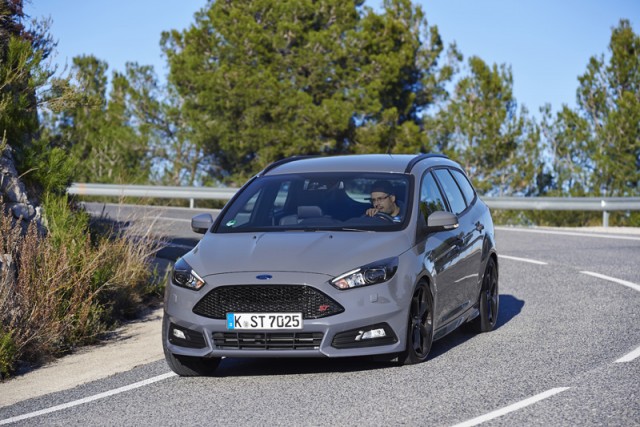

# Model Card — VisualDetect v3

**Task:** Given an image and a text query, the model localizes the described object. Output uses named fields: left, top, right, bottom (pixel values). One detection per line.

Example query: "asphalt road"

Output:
left=1, top=203, right=639, bottom=426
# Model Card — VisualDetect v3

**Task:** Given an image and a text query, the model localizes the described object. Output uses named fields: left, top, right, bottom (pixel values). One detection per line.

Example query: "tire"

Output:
left=162, top=317, right=220, bottom=376
left=398, top=282, right=434, bottom=365
left=469, top=257, right=499, bottom=333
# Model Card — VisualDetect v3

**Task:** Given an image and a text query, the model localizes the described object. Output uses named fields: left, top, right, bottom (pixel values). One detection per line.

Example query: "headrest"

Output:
left=297, top=205, right=323, bottom=218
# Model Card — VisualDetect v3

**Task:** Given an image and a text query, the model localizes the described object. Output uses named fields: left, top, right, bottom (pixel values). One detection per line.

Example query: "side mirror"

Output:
left=191, top=213, right=214, bottom=234
left=427, top=211, right=459, bottom=232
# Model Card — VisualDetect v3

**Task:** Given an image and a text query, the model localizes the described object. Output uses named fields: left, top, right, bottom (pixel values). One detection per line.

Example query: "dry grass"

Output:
left=0, top=203, right=165, bottom=379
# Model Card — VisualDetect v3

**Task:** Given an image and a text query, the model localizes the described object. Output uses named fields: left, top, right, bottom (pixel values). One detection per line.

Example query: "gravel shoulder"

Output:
left=0, top=307, right=165, bottom=408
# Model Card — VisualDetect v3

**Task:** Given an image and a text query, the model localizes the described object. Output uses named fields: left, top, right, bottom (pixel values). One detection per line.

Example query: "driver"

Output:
left=365, top=180, right=402, bottom=222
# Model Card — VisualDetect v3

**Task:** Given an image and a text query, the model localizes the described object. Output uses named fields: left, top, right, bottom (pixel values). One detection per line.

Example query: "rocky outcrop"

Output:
left=0, top=144, right=42, bottom=224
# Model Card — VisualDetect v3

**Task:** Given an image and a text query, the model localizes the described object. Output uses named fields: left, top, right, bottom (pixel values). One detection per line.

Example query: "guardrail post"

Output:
left=600, top=200, right=609, bottom=227
left=190, top=198, right=195, bottom=209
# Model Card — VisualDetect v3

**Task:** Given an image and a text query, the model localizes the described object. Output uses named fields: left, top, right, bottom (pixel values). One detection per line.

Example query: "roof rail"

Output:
left=258, top=155, right=317, bottom=176
left=404, top=153, right=449, bottom=173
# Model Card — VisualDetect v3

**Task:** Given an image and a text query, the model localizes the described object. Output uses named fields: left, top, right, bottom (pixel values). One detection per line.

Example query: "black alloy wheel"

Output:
left=398, top=282, right=433, bottom=365
left=470, top=257, right=499, bottom=333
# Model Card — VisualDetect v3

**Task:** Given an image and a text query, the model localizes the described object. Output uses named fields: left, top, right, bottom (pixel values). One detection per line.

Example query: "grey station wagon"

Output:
left=163, top=154, right=499, bottom=376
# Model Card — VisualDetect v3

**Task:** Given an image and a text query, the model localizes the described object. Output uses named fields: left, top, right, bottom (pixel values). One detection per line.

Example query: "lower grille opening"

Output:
left=213, top=332, right=323, bottom=350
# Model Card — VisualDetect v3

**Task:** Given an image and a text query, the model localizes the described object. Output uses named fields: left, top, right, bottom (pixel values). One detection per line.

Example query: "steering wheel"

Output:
left=374, top=212, right=395, bottom=222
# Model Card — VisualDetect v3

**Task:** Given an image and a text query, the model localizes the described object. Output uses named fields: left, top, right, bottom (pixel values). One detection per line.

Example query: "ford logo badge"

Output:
left=256, top=274, right=273, bottom=280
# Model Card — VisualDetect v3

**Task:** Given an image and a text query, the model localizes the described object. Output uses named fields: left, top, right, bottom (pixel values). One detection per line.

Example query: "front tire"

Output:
left=162, top=317, right=220, bottom=376
left=470, top=257, right=499, bottom=333
left=398, top=282, right=434, bottom=365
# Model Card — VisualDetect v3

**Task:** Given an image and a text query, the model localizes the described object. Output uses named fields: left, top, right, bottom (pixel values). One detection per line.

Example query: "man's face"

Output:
left=371, top=191, right=396, bottom=214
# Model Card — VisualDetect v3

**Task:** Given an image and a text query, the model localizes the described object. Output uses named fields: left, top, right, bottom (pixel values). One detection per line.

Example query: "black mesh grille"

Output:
left=213, top=332, right=323, bottom=350
left=193, top=285, right=344, bottom=319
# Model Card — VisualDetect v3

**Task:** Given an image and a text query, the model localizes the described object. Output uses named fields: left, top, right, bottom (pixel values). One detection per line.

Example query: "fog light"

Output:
left=172, top=328, right=187, bottom=340
left=332, top=323, right=397, bottom=349
left=168, top=323, right=207, bottom=349
left=356, top=328, right=387, bottom=341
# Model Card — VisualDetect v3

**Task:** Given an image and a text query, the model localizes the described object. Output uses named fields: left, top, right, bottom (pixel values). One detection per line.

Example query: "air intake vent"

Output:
left=213, top=332, right=323, bottom=350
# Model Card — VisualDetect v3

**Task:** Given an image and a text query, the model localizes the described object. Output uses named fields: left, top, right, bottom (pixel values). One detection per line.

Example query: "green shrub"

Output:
left=0, top=199, right=164, bottom=379
left=0, top=329, right=16, bottom=379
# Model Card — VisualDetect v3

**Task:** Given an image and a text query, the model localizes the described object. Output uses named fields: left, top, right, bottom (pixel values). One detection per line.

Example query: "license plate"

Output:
left=226, top=313, right=303, bottom=330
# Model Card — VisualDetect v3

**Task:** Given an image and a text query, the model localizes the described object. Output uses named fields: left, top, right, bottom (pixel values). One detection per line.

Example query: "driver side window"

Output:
left=420, top=171, right=448, bottom=220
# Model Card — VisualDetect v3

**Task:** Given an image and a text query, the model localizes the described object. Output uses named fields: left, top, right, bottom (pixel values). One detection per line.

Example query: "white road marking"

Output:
left=580, top=271, right=640, bottom=293
left=496, top=226, right=640, bottom=241
left=450, top=387, right=571, bottom=427
left=0, top=372, right=177, bottom=425
left=615, top=345, right=640, bottom=363
left=580, top=272, right=640, bottom=363
left=498, top=254, right=548, bottom=265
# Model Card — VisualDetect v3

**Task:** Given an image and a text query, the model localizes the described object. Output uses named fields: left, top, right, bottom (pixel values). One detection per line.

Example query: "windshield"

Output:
left=215, top=172, right=412, bottom=233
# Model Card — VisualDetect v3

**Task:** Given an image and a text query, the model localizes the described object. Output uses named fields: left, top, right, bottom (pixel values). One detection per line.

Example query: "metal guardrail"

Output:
left=482, top=196, right=640, bottom=211
left=482, top=197, right=640, bottom=227
left=68, top=183, right=238, bottom=208
left=68, top=183, right=640, bottom=227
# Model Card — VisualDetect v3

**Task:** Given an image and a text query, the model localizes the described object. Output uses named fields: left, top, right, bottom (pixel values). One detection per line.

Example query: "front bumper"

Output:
left=163, top=271, right=410, bottom=359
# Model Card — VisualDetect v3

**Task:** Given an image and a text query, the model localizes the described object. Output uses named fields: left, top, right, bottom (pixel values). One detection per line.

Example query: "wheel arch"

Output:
left=411, top=270, right=438, bottom=331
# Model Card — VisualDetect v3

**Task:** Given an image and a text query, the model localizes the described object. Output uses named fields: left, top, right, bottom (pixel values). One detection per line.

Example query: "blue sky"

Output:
left=27, top=0, right=639, bottom=118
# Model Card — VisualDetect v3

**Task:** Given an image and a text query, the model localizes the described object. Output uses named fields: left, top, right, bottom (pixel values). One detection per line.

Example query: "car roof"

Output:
left=261, top=154, right=456, bottom=176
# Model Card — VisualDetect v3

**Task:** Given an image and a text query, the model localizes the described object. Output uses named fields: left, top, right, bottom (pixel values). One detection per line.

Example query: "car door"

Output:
left=448, top=168, right=486, bottom=301
left=418, top=170, right=466, bottom=327
left=432, top=168, right=483, bottom=320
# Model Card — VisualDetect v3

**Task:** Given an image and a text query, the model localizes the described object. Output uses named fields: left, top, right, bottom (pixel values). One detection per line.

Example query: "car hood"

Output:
left=186, top=231, right=412, bottom=277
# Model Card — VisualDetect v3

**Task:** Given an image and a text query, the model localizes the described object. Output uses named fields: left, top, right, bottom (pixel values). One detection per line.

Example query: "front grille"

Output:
left=213, top=332, right=323, bottom=350
left=193, top=285, right=344, bottom=319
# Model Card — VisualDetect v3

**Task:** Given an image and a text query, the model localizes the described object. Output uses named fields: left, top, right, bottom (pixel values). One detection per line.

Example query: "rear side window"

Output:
left=420, top=172, right=448, bottom=217
left=433, top=169, right=467, bottom=215
left=450, top=169, right=476, bottom=206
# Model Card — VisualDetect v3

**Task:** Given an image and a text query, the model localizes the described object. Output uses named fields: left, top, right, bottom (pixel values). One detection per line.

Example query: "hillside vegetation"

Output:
left=0, top=1, right=163, bottom=378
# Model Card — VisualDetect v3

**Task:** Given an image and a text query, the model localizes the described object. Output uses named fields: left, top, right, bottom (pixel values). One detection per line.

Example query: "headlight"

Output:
left=172, top=258, right=206, bottom=291
left=331, top=257, right=398, bottom=290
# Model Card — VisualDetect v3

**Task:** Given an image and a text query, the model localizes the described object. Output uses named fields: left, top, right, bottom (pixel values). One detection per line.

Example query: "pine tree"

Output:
left=424, top=56, right=538, bottom=195
left=53, top=55, right=150, bottom=183
left=162, top=0, right=457, bottom=183
left=125, top=62, right=207, bottom=185
left=542, top=19, right=640, bottom=197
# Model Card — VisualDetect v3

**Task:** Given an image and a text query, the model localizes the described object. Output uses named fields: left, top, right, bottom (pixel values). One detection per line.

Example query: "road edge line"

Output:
left=615, top=345, right=640, bottom=363
left=0, top=372, right=176, bottom=425
left=580, top=271, right=640, bottom=293
left=498, top=254, right=548, bottom=265
left=450, top=387, right=571, bottom=427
